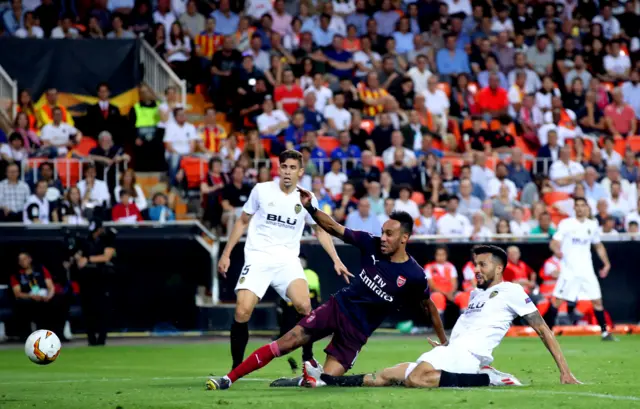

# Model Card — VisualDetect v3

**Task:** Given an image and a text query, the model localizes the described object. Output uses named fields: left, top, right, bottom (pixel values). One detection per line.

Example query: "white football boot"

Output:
left=480, top=366, right=523, bottom=386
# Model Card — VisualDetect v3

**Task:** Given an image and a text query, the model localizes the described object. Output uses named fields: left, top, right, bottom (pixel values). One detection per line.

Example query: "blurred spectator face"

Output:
left=35, top=181, right=47, bottom=198
left=9, top=135, right=24, bottom=151
left=305, top=131, right=317, bottom=145
left=368, top=181, right=381, bottom=198
left=175, top=109, right=186, bottom=124
left=380, top=171, right=392, bottom=187
left=282, top=70, right=295, bottom=85
left=339, top=131, right=350, bottom=146
left=596, top=198, right=608, bottom=214
left=425, top=153, right=438, bottom=169
left=263, top=98, right=274, bottom=113
left=98, top=84, right=110, bottom=101
left=512, top=207, right=524, bottom=222
left=18, top=253, right=32, bottom=270
left=320, top=15, right=330, bottom=30
left=242, top=55, right=254, bottom=71
left=447, top=197, right=459, bottom=213
left=507, top=246, right=520, bottom=263
left=559, top=145, right=571, bottom=162
left=479, top=38, right=490, bottom=54
left=113, top=16, right=123, bottom=30
left=459, top=179, right=472, bottom=197
left=472, top=212, right=484, bottom=229
left=489, top=74, right=500, bottom=90
left=330, top=159, right=341, bottom=173
left=52, top=108, right=63, bottom=124
left=413, top=34, right=423, bottom=48
left=250, top=35, right=262, bottom=51
left=584, top=167, right=597, bottom=185
left=442, top=161, right=453, bottom=177
left=382, top=57, right=395, bottom=73
left=497, top=31, right=508, bottom=46
left=497, top=219, right=510, bottom=234
left=85, top=165, right=97, bottom=181
left=358, top=198, right=371, bottom=217
left=421, top=134, right=433, bottom=150
left=496, top=163, right=508, bottom=179
left=334, top=93, right=345, bottom=108
left=514, top=53, right=526, bottom=68
left=450, top=17, right=462, bottom=33
left=120, top=190, right=131, bottom=204
left=367, top=72, right=380, bottom=89
left=446, top=35, right=456, bottom=50
left=343, top=182, right=355, bottom=197
left=539, top=212, right=552, bottom=231
left=391, top=131, right=403, bottom=147
left=166, top=86, right=178, bottom=102
left=630, top=70, right=640, bottom=85
left=255, top=78, right=267, bottom=93
left=154, top=194, right=168, bottom=207
left=5, top=163, right=19, bottom=182
left=612, top=88, right=623, bottom=104
left=603, top=217, right=615, bottom=233
left=536, top=36, right=548, bottom=51
left=332, top=35, right=344, bottom=51
left=205, top=108, right=217, bottom=124
left=624, top=150, right=635, bottom=166
left=304, top=93, right=316, bottom=109
left=427, top=76, right=438, bottom=92
left=399, top=187, right=410, bottom=201
left=384, top=198, right=394, bottom=215
left=223, top=36, right=234, bottom=50
left=511, top=148, right=522, bottom=164
left=232, top=166, right=244, bottom=183
left=99, top=132, right=113, bottom=149
left=393, top=149, right=404, bottom=166
left=40, top=163, right=53, bottom=181
left=219, top=0, right=230, bottom=12
left=460, top=166, right=471, bottom=179
left=630, top=222, right=639, bottom=233
left=292, top=112, right=304, bottom=127
left=474, top=151, right=486, bottom=166
left=573, top=182, right=586, bottom=198
left=548, top=130, right=558, bottom=146
left=361, top=150, right=373, bottom=167
left=379, top=113, right=392, bottom=127
left=205, top=18, right=216, bottom=32
left=421, top=202, right=433, bottom=217
left=311, top=176, right=323, bottom=193
left=46, top=88, right=58, bottom=105
left=435, top=247, right=447, bottom=263
left=611, top=182, right=621, bottom=198
left=574, top=54, right=585, bottom=70
left=606, top=165, right=620, bottom=182
left=498, top=184, right=510, bottom=199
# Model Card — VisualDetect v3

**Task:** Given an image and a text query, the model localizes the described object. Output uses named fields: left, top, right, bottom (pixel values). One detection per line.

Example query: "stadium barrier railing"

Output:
left=0, top=62, right=17, bottom=121
left=140, top=39, right=187, bottom=108
left=20, top=157, right=130, bottom=188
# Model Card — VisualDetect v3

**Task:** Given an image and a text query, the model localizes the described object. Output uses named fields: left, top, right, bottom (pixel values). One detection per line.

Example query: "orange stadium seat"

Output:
left=360, top=119, right=375, bottom=134
left=270, top=156, right=280, bottom=177
left=441, top=156, right=464, bottom=176
left=548, top=206, right=569, bottom=225
left=627, top=135, right=640, bottom=152
left=602, top=82, right=615, bottom=93
left=437, top=82, right=451, bottom=97
left=180, top=157, right=208, bottom=189
left=317, top=136, right=340, bottom=155
left=485, top=155, right=498, bottom=170
left=543, top=191, right=571, bottom=206
left=467, top=82, right=479, bottom=95
left=236, top=133, right=245, bottom=151
left=411, top=191, right=425, bottom=206
left=599, top=135, right=627, bottom=155
left=373, top=156, right=385, bottom=171
left=27, top=158, right=82, bottom=187
left=74, top=137, right=97, bottom=156
left=261, top=138, right=272, bottom=154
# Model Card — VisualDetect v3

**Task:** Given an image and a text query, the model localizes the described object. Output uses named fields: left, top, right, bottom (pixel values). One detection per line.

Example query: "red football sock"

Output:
left=227, top=341, right=281, bottom=383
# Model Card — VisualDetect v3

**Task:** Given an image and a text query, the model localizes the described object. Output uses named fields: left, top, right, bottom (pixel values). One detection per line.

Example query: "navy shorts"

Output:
left=298, top=297, right=368, bottom=370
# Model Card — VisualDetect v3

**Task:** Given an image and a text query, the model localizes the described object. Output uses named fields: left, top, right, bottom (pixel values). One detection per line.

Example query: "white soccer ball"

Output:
left=24, top=330, right=61, bottom=365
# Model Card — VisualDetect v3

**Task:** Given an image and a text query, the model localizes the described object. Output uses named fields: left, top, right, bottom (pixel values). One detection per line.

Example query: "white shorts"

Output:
left=404, top=346, right=481, bottom=380
left=234, top=257, right=306, bottom=302
left=552, top=272, right=602, bottom=302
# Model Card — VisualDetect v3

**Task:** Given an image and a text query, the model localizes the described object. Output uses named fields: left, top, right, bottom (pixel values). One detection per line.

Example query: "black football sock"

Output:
left=566, top=302, right=576, bottom=325
left=320, top=374, right=365, bottom=387
left=439, top=371, right=490, bottom=387
left=594, top=309, right=608, bottom=333
left=230, top=320, right=249, bottom=368
left=295, top=313, right=314, bottom=361
left=544, top=304, right=558, bottom=329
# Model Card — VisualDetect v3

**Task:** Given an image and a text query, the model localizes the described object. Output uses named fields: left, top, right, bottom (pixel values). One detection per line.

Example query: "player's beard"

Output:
left=477, top=275, right=494, bottom=290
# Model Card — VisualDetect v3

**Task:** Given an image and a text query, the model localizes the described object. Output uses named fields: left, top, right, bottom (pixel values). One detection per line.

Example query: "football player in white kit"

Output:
left=304, top=245, right=580, bottom=388
left=218, top=150, right=352, bottom=370
left=545, top=197, right=615, bottom=341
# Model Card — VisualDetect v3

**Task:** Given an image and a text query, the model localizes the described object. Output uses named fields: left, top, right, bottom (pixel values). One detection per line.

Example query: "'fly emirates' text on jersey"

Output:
left=242, top=181, right=318, bottom=262
left=449, top=282, right=537, bottom=365
left=552, top=217, right=600, bottom=277
left=335, top=229, right=430, bottom=336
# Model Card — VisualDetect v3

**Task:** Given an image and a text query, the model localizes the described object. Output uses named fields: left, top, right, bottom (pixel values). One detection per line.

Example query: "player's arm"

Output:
left=423, top=297, right=448, bottom=346
left=521, top=310, right=580, bottom=384
left=593, top=242, right=611, bottom=278
left=218, top=211, right=253, bottom=277
left=313, top=225, right=352, bottom=283
left=300, top=188, right=345, bottom=240
left=549, top=238, right=562, bottom=258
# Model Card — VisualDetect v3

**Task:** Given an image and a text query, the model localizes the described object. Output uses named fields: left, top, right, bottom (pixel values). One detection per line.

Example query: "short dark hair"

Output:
left=435, top=244, right=448, bottom=255
left=97, top=82, right=110, bottom=92
left=8, top=132, right=23, bottom=143
left=279, top=149, right=303, bottom=167
left=119, top=188, right=132, bottom=197
left=574, top=196, right=588, bottom=206
left=630, top=221, right=639, bottom=228
left=389, top=211, right=414, bottom=235
left=471, top=244, right=508, bottom=267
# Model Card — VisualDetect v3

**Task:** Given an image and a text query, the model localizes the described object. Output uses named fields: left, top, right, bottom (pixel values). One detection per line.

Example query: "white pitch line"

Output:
left=1, top=377, right=639, bottom=402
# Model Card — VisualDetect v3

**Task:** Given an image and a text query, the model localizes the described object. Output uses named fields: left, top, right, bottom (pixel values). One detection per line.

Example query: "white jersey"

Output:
left=242, top=181, right=318, bottom=263
left=448, top=282, right=537, bottom=365
left=552, top=217, right=600, bottom=278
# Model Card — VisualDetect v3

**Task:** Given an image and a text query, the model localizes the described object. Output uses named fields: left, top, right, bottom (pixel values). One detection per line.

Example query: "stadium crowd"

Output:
left=1, top=0, right=640, bottom=242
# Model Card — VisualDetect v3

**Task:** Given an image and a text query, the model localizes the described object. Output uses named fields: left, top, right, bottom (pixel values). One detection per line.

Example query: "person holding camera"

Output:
left=74, top=218, right=116, bottom=346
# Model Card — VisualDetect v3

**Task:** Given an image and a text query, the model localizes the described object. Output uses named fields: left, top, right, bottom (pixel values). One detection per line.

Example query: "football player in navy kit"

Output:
left=206, top=187, right=446, bottom=390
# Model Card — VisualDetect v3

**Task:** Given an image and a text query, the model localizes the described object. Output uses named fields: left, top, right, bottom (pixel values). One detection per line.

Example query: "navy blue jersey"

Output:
left=334, top=228, right=430, bottom=336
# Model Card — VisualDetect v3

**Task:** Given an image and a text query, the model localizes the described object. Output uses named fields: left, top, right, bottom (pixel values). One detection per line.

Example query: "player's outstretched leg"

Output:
left=286, top=279, right=317, bottom=366
left=206, top=325, right=311, bottom=390
left=304, top=361, right=411, bottom=388
left=230, top=290, right=259, bottom=369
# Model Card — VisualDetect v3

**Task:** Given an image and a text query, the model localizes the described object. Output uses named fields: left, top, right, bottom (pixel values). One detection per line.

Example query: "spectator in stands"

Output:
left=390, top=185, right=417, bottom=220
left=58, top=186, right=88, bottom=225
left=23, top=180, right=50, bottom=224
left=622, top=70, right=640, bottom=120
left=164, top=107, right=198, bottom=184
left=220, top=165, right=252, bottom=229
left=625, top=198, right=640, bottom=230
left=423, top=171, right=449, bottom=208
left=386, top=149, right=414, bottom=188
left=38, top=88, right=74, bottom=127
left=463, top=116, right=492, bottom=153
left=17, top=90, right=37, bottom=133
left=601, top=136, right=623, bottom=167
left=311, top=175, right=333, bottom=215
left=283, top=111, right=311, bottom=148
left=114, top=168, right=147, bottom=211
left=77, top=163, right=111, bottom=215
left=256, top=97, right=290, bottom=145
left=210, top=36, right=242, bottom=110
left=275, top=69, right=304, bottom=117
left=509, top=206, right=531, bottom=236
left=493, top=184, right=518, bottom=220
left=39, top=107, right=81, bottom=157
left=537, top=128, right=561, bottom=164
left=0, top=132, right=27, bottom=166
left=330, top=131, right=360, bottom=166
left=200, top=157, right=227, bottom=226
left=506, top=147, right=531, bottom=190
left=166, top=22, right=194, bottom=85
left=602, top=164, right=633, bottom=198
left=577, top=90, right=607, bottom=136
left=436, top=33, right=470, bottom=78
left=565, top=55, right=592, bottom=91
left=496, top=218, right=511, bottom=235
left=112, top=189, right=143, bottom=223
left=457, top=178, right=482, bottom=220
left=421, top=75, right=450, bottom=140
left=470, top=151, right=495, bottom=196
left=605, top=88, right=637, bottom=138
left=15, top=11, right=44, bottom=38
left=549, top=145, right=585, bottom=193
left=324, top=93, right=352, bottom=134
left=345, top=197, right=380, bottom=235
left=607, top=181, right=631, bottom=220
left=363, top=180, right=382, bottom=215
left=351, top=150, right=380, bottom=191
left=196, top=107, right=228, bottom=155
left=130, top=85, right=161, bottom=171
left=332, top=181, right=358, bottom=223
left=324, top=159, right=347, bottom=197
left=470, top=211, right=492, bottom=241
left=621, top=150, right=638, bottom=183
left=382, top=130, right=415, bottom=167
left=35, top=161, right=64, bottom=201
left=179, top=0, right=205, bottom=38
left=85, top=83, right=124, bottom=144
left=487, top=162, right=517, bottom=201
left=527, top=35, right=554, bottom=77
left=504, top=246, right=536, bottom=293
left=51, top=14, right=80, bottom=39
left=0, top=163, right=30, bottom=222
left=195, top=17, right=221, bottom=78
left=35, top=0, right=58, bottom=37
left=531, top=211, right=556, bottom=236
left=107, top=14, right=135, bottom=39
left=413, top=201, right=436, bottom=235
left=10, top=252, right=57, bottom=341
left=437, top=195, right=471, bottom=236
left=149, top=192, right=175, bottom=222
left=583, top=166, right=608, bottom=202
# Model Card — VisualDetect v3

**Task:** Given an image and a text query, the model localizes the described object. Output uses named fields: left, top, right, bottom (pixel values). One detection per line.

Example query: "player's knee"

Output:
left=406, top=369, right=440, bottom=388
left=294, top=301, right=312, bottom=316
left=591, top=299, right=603, bottom=310
left=234, top=305, right=254, bottom=323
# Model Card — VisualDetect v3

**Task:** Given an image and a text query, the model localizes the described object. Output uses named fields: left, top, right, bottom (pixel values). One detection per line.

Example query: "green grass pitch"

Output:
left=1, top=335, right=639, bottom=409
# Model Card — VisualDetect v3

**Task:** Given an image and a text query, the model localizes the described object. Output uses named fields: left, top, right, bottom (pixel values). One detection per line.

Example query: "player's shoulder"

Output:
left=496, top=281, right=528, bottom=297
left=406, top=256, right=427, bottom=279
left=557, top=217, right=575, bottom=229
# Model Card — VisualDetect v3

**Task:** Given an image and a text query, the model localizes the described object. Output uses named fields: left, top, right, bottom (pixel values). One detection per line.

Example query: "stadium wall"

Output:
left=1, top=228, right=638, bottom=333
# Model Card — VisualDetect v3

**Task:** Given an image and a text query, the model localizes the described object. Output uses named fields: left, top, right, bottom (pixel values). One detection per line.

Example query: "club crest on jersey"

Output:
left=294, top=204, right=302, bottom=214
left=490, top=291, right=498, bottom=298
left=397, top=276, right=406, bottom=287
left=239, top=277, right=245, bottom=284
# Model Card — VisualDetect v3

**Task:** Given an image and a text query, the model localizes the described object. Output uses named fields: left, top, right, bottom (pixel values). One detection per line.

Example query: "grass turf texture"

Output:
left=1, top=336, right=639, bottom=409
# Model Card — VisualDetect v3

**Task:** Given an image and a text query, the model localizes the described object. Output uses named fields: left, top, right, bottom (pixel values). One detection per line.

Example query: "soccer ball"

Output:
left=24, top=330, right=61, bottom=365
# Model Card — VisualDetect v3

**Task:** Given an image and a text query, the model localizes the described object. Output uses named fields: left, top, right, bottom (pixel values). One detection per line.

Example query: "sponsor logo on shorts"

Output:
left=397, top=276, right=406, bottom=287
left=294, top=204, right=302, bottom=214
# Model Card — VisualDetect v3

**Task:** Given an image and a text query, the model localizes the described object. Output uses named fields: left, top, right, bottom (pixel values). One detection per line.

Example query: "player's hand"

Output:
left=297, top=187, right=313, bottom=208
left=427, top=337, right=447, bottom=348
left=599, top=263, right=610, bottom=278
left=560, top=372, right=582, bottom=384
left=218, top=254, right=231, bottom=278
left=334, top=259, right=353, bottom=284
